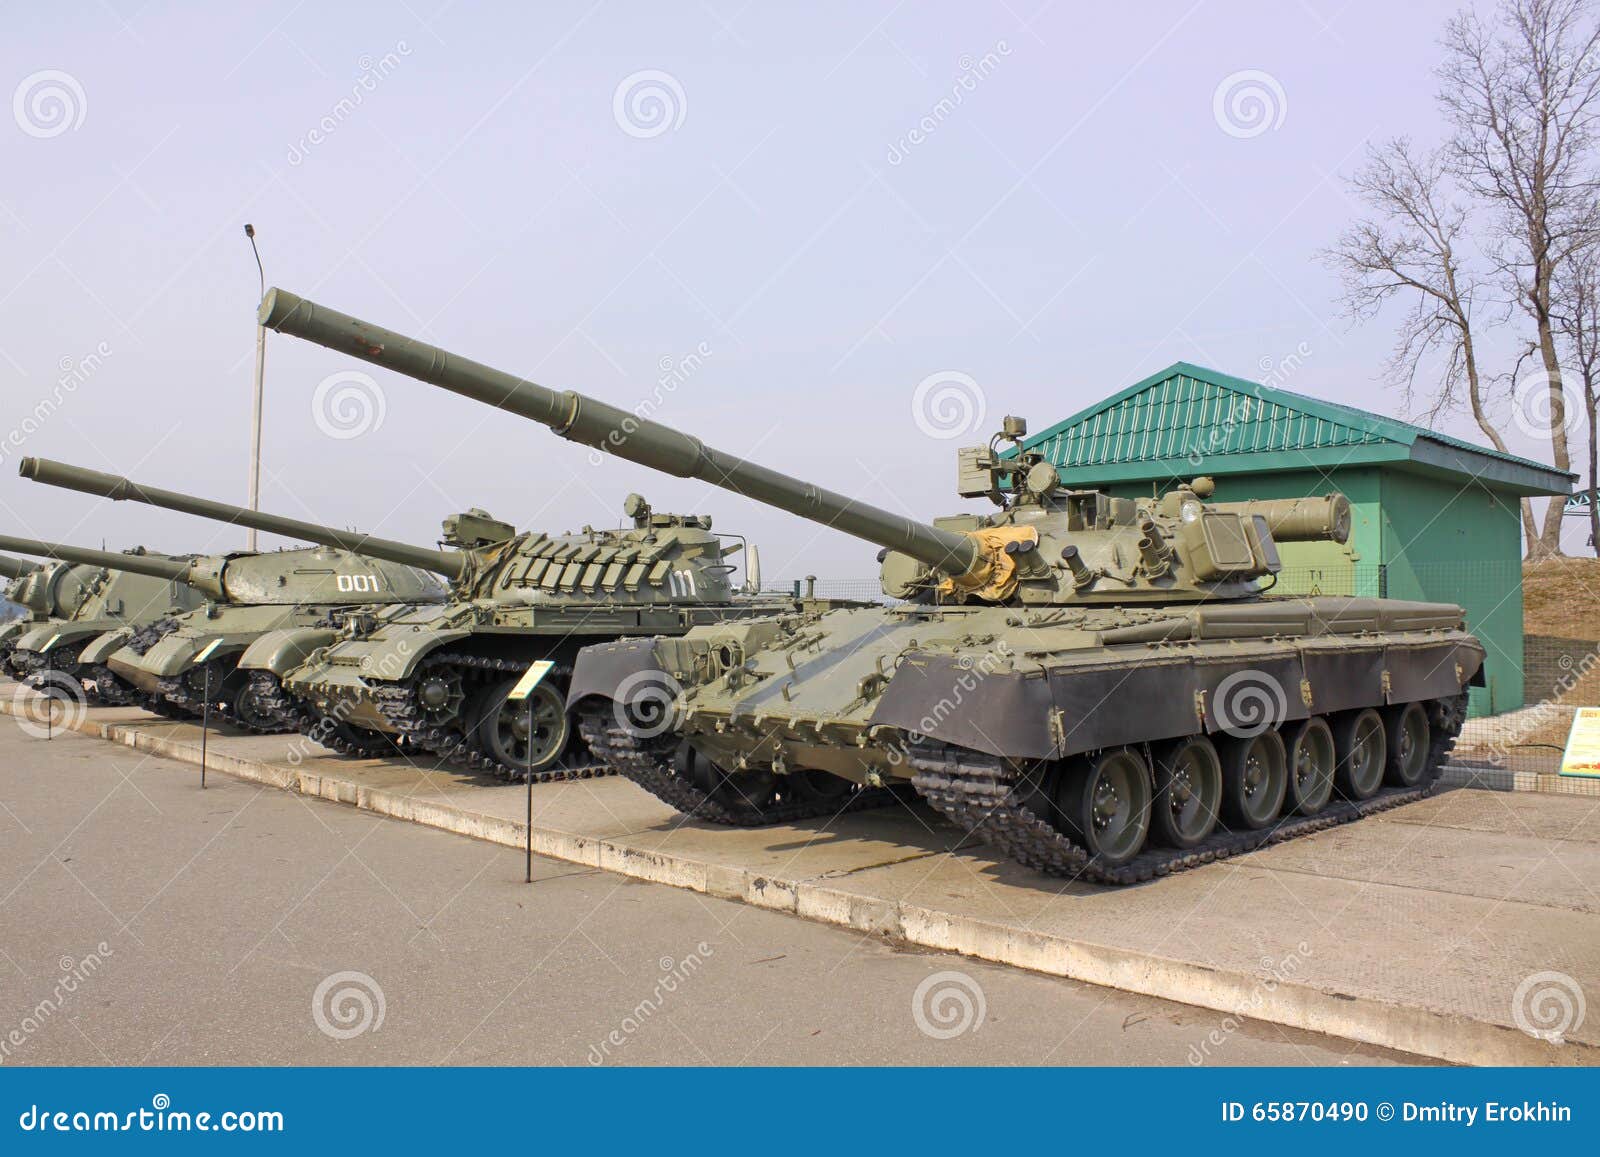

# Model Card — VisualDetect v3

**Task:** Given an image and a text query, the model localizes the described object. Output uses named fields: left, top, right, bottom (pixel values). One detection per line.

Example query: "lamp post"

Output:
left=245, top=224, right=266, bottom=552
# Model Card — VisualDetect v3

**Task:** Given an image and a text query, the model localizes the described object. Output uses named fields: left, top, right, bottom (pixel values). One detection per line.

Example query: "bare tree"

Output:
left=1438, top=0, right=1600, bottom=557
left=1554, top=243, right=1600, bottom=550
left=1324, top=138, right=1540, bottom=548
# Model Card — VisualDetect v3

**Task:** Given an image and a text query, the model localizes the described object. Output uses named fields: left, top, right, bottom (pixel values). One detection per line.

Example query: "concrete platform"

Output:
left=4, top=684, right=1596, bottom=1067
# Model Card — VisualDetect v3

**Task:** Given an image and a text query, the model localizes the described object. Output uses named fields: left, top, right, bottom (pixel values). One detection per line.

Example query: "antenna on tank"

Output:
left=245, top=224, right=267, bottom=553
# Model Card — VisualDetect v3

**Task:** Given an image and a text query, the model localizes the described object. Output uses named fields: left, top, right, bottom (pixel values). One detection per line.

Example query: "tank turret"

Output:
left=20, top=458, right=467, bottom=583
left=258, top=289, right=1348, bottom=606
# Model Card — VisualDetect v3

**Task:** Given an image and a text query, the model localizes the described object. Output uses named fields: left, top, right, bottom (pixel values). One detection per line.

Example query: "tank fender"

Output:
left=871, top=636, right=1485, bottom=761
left=567, top=637, right=666, bottom=707
left=0, top=621, right=29, bottom=648
left=869, top=655, right=1057, bottom=761
left=80, top=628, right=134, bottom=665
left=345, top=626, right=468, bottom=682
left=131, top=634, right=249, bottom=678
left=237, top=627, right=343, bottom=677
left=12, top=622, right=103, bottom=654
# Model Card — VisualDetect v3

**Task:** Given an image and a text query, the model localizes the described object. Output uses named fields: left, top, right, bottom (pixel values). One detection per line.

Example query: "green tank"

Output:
left=0, top=539, right=207, bottom=703
left=0, top=506, right=445, bottom=731
left=258, top=286, right=1486, bottom=883
left=0, top=553, right=51, bottom=675
left=22, top=457, right=808, bottom=777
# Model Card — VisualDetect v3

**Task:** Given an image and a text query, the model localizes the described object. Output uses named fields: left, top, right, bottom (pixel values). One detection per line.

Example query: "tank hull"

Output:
left=569, top=596, right=1484, bottom=882
left=251, top=593, right=823, bottom=778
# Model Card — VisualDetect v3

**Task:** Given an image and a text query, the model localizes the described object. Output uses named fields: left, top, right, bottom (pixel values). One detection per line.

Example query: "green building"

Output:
left=1024, top=362, right=1574, bottom=716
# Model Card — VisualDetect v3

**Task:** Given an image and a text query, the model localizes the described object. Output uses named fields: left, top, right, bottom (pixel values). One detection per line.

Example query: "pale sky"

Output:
left=1, top=0, right=1584, bottom=581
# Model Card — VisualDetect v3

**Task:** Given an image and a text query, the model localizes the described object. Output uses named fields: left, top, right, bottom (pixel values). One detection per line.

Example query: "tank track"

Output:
left=906, top=695, right=1467, bottom=886
left=576, top=706, right=903, bottom=825
left=154, top=662, right=287, bottom=735
left=86, top=664, right=141, bottom=706
left=124, top=617, right=179, bottom=656
left=369, top=652, right=606, bottom=783
left=248, top=672, right=405, bottom=759
left=18, top=645, right=82, bottom=682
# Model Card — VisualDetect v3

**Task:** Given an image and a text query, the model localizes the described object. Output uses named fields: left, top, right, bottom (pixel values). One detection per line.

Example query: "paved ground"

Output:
left=0, top=725, right=1415, bottom=1066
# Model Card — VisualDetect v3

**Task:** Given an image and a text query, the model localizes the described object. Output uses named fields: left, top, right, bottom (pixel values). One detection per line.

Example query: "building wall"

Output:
left=1103, top=465, right=1518, bottom=716
left=1376, top=469, right=1523, bottom=716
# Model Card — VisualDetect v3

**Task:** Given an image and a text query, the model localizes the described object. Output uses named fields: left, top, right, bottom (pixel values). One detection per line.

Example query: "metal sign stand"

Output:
left=44, top=649, right=52, bottom=741
left=504, top=660, right=556, bottom=884
left=193, top=640, right=224, bottom=790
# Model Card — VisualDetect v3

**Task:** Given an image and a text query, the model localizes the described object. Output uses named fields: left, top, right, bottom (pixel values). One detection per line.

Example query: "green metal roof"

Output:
left=1024, top=362, right=1574, bottom=497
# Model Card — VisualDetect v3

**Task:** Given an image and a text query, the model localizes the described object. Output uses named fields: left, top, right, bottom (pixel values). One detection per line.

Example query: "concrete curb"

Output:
left=6, top=697, right=1592, bottom=1068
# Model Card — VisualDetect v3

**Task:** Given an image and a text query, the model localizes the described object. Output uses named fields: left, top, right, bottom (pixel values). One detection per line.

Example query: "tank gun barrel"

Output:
left=19, top=457, right=466, bottom=581
left=0, top=534, right=194, bottom=583
left=1214, top=495, right=1351, bottom=544
left=258, top=288, right=981, bottom=579
left=0, top=553, right=37, bottom=581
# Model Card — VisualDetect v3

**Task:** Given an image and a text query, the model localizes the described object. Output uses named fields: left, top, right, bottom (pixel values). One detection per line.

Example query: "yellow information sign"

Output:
left=1558, top=707, right=1600, bottom=778
left=506, top=660, right=555, bottom=701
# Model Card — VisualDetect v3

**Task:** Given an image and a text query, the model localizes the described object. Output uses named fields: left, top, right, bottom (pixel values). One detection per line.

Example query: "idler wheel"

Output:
left=1332, top=708, right=1386, bottom=800
left=230, top=679, right=282, bottom=731
left=674, top=743, right=777, bottom=810
left=1150, top=736, right=1222, bottom=848
left=1055, top=747, right=1152, bottom=867
left=1220, top=729, right=1288, bottom=830
left=1284, top=716, right=1336, bottom=816
left=474, top=676, right=571, bottom=775
left=1383, top=702, right=1431, bottom=787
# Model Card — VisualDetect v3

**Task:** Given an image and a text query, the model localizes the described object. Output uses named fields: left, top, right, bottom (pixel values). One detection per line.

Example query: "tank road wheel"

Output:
left=416, top=667, right=466, bottom=724
left=1332, top=708, right=1386, bottom=800
left=1283, top=716, right=1336, bottom=816
left=1219, top=730, right=1288, bottom=830
left=1384, top=702, right=1431, bottom=787
left=1150, top=736, right=1222, bottom=849
left=1055, top=747, right=1152, bottom=868
left=786, top=768, right=855, bottom=807
left=474, top=677, right=571, bottom=776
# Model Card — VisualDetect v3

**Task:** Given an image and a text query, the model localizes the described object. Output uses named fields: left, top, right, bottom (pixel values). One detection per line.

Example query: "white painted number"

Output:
left=337, top=573, right=382, bottom=593
left=668, top=569, right=697, bottom=597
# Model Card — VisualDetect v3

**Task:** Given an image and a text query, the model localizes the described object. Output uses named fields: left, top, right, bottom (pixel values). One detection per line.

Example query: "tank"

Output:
left=0, top=538, right=207, bottom=701
left=0, top=517, right=445, bottom=731
left=22, top=457, right=809, bottom=776
left=259, top=287, right=1485, bottom=882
